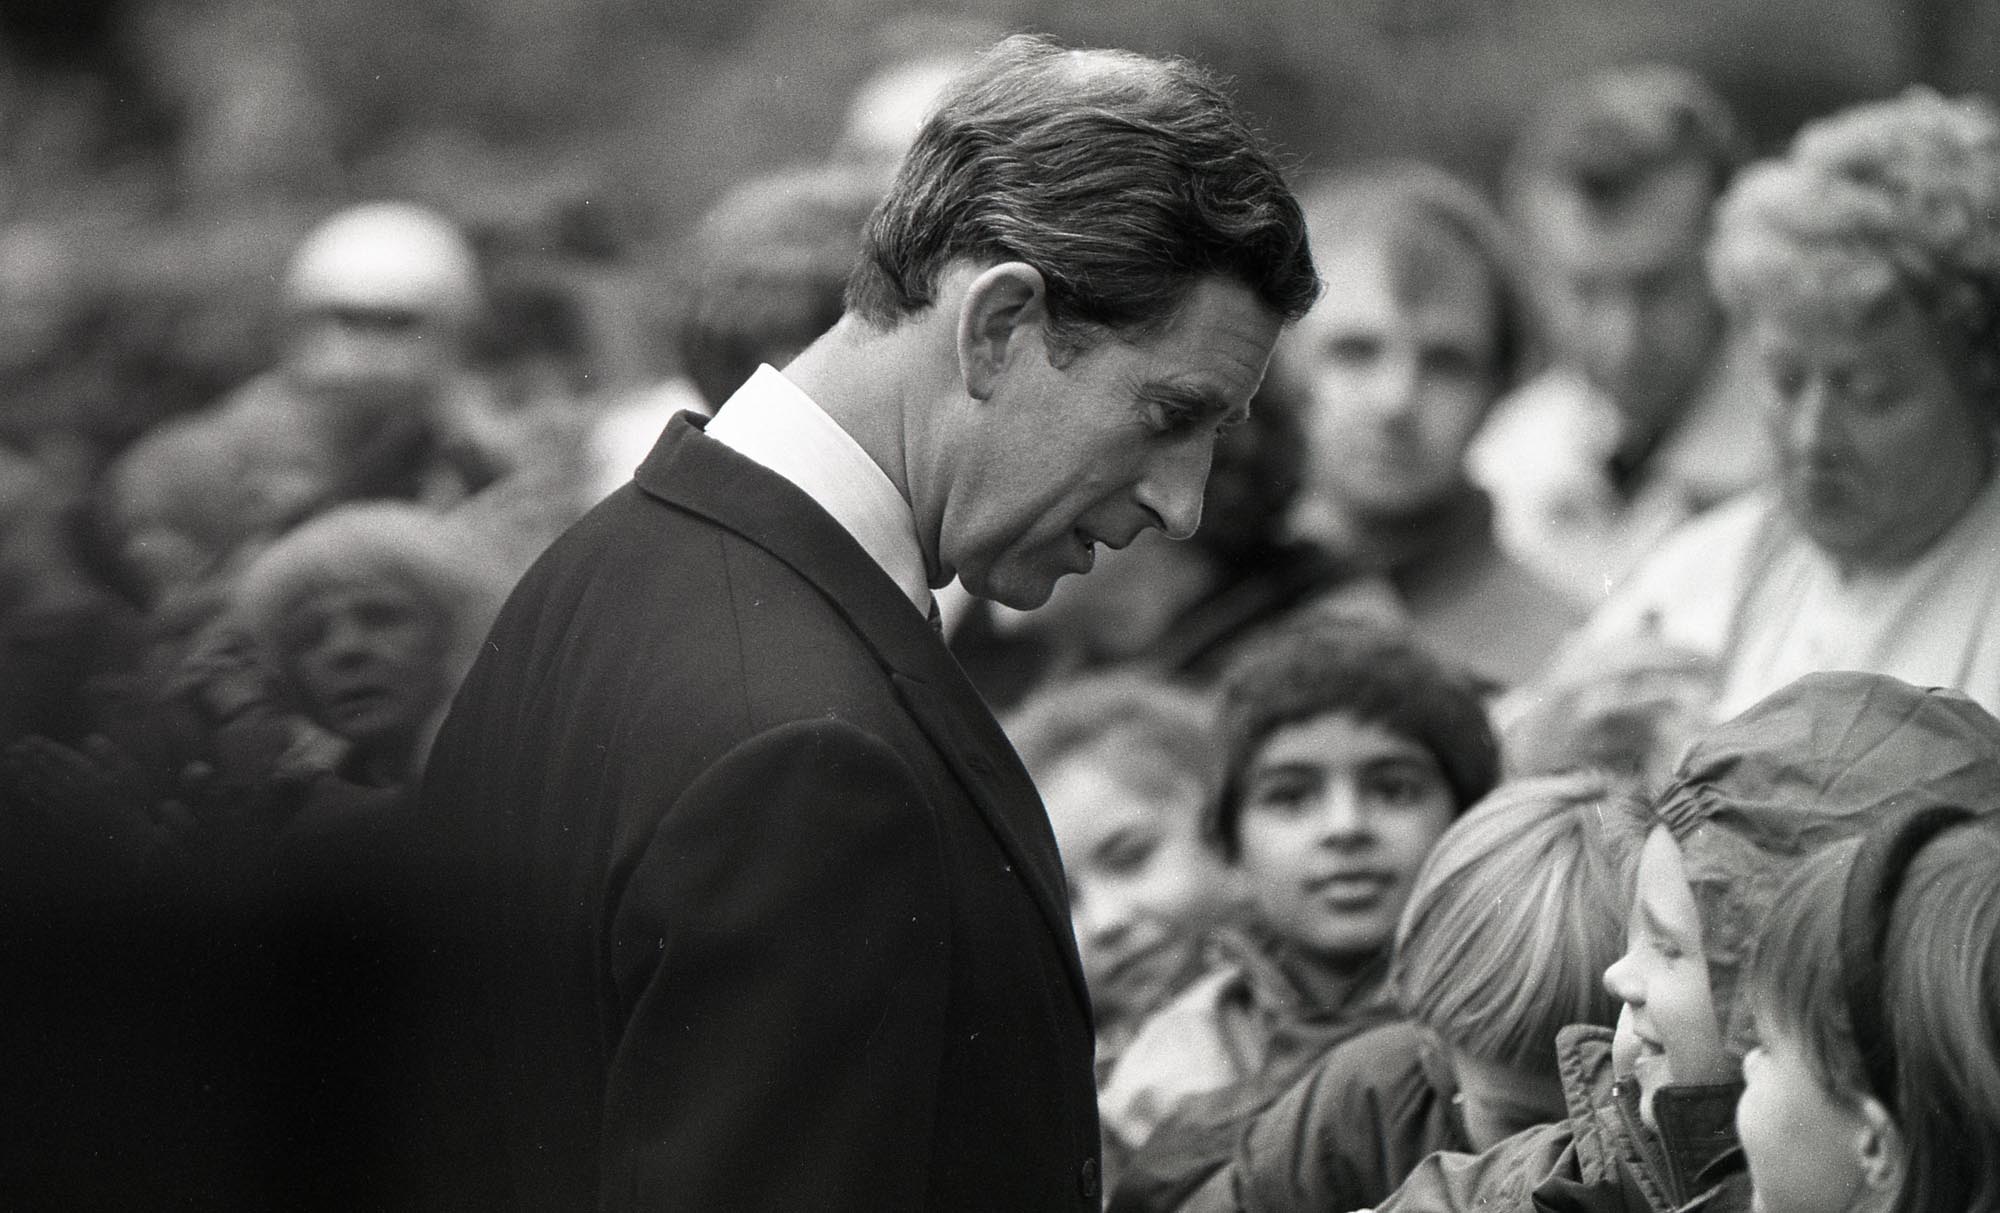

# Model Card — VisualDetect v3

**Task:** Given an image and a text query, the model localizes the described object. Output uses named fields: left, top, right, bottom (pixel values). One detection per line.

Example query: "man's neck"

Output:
left=784, top=316, right=951, bottom=586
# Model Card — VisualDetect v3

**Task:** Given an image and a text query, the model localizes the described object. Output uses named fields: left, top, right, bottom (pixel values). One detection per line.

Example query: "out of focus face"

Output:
left=1291, top=230, right=1502, bottom=516
left=287, top=305, right=459, bottom=417
left=1523, top=161, right=1722, bottom=438
left=945, top=276, right=1282, bottom=609
left=1042, top=742, right=1227, bottom=1018
left=282, top=575, right=449, bottom=752
left=1736, top=1019, right=1872, bottom=1213
left=1604, top=825, right=1733, bottom=1128
left=1234, top=712, right=1455, bottom=962
left=1751, top=290, right=1994, bottom=573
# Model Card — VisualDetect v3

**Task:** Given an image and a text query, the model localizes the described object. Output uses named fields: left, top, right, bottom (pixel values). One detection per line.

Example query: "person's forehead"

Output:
left=1307, top=236, right=1498, bottom=333
left=1127, top=277, right=1284, bottom=397
left=1252, top=711, right=1436, bottom=768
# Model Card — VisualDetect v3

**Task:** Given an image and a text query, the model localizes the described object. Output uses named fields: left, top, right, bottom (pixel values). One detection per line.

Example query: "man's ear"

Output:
left=958, top=262, right=1049, bottom=402
left=1854, top=1095, right=1907, bottom=1205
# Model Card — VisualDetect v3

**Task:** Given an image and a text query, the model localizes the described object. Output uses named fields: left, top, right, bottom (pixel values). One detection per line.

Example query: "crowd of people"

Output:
left=1, top=28, right=1999, bottom=1213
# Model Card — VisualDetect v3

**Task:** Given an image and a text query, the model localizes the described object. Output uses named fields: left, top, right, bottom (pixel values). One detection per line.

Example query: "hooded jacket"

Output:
left=1373, top=671, right=2000, bottom=1213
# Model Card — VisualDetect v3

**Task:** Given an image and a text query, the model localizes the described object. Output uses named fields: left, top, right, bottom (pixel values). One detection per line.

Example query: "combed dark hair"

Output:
left=1745, top=819, right=2000, bottom=1213
left=846, top=33, right=1319, bottom=352
left=1204, top=621, right=1499, bottom=860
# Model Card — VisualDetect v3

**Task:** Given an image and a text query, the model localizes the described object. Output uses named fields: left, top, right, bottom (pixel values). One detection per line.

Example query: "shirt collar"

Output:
left=704, top=365, right=932, bottom=616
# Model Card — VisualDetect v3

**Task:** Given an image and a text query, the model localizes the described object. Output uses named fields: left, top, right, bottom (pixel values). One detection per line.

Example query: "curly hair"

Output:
left=1708, top=88, right=2000, bottom=408
left=1204, top=621, right=1499, bottom=860
left=845, top=33, right=1319, bottom=354
left=230, top=502, right=514, bottom=709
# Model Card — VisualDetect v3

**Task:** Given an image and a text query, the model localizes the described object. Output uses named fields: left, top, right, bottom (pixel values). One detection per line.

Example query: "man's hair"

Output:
left=846, top=33, right=1319, bottom=353
left=1204, top=621, right=1499, bottom=860
left=1005, top=671, right=1222, bottom=811
left=676, top=163, right=886, bottom=409
left=1503, top=64, right=1742, bottom=226
left=1393, top=771, right=1651, bottom=1074
left=1745, top=819, right=2000, bottom=1213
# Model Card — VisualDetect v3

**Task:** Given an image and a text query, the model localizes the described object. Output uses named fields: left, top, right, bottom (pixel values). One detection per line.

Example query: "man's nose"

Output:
left=1138, top=440, right=1211, bottom=541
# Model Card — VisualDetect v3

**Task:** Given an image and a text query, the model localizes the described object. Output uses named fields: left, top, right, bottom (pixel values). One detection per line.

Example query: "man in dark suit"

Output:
left=418, top=33, right=1318, bottom=1211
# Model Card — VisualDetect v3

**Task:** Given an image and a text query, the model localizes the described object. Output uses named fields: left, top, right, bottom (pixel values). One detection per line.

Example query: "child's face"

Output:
left=1735, top=1018, right=1875, bottom=1213
left=1044, top=745, right=1226, bottom=1017
left=1604, top=825, right=1734, bottom=1127
left=1289, top=231, right=1501, bottom=518
left=1234, top=711, right=1455, bottom=962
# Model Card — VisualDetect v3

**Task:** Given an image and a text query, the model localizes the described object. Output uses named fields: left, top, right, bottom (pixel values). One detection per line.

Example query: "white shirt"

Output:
left=705, top=365, right=933, bottom=618
left=1570, top=472, right=2000, bottom=721
left=1469, top=347, right=1772, bottom=608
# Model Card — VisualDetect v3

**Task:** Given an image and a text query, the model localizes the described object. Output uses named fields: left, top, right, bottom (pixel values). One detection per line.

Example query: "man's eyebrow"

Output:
left=1142, top=380, right=1241, bottom=425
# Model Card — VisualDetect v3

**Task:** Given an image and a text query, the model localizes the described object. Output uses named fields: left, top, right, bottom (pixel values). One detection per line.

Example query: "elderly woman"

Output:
left=230, top=501, right=511, bottom=820
left=1567, top=89, right=2000, bottom=720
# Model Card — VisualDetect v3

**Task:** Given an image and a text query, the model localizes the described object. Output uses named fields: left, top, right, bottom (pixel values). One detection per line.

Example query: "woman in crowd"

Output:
left=1567, top=89, right=2000, bottom=720
left=228, top=500, right=511, bottom=839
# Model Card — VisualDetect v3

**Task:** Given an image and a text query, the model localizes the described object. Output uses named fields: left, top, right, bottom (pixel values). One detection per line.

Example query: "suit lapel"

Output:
left=633, top=416, right=1091, bottom=1014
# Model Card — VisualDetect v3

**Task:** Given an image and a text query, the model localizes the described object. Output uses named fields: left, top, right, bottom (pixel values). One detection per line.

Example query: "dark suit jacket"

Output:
left=418, top=414, right=1102, bottom=1210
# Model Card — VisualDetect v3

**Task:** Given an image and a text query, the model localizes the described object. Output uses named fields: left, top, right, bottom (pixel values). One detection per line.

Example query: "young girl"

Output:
left=1736, top=808, right=2000, bottom=1213
left=1097, top=622, right=1500, bottom=1165
left=1006, top=672, right=1239, bottom=1078
left=1371, top=670, right=2000, bottom=1213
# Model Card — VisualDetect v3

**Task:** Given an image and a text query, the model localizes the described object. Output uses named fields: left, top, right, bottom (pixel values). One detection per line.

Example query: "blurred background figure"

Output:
left=1274, top=163, right=1580, bottom=691
left=1474, top=65, right=1766, bottom=604
left=176, top=202, right=509, bottom=517
left=1566, top=87, right=2000, bottom=721
left=1007, top=673, right=1241, bottom=1083
left=584, top=162, right=886, bottom=500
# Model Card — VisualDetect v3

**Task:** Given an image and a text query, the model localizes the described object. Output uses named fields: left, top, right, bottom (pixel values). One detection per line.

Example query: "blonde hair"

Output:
left=1392, top=771, right=1653, bottom=1072
left=1708, top=88, right=2000, bottom=409
left=229, top=502, right=514, bottom=744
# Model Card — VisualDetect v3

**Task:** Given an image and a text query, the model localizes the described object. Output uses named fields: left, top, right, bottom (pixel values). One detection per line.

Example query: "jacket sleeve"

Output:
left=1374, top=1123, right=1576, bottom=1213
left=599, top=717, right=951, bottom=1210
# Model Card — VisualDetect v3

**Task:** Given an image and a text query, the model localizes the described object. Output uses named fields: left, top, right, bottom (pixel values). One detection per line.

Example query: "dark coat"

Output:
left=1371, top=1026, right=1746, bottom=1213
left=416, top=415, right=1102, bottom=1211
left=1162, top=1019, right=1468, bottom=1213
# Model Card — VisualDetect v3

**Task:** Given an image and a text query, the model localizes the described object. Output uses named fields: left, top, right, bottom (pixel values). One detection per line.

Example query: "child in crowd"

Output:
left=1371, top=670, right=2000, bottom=1213
left=1735, top=808, right=2000, bottom=1213
left=1126, top=772, right=1650, bottom=1213
left=1097, top=623, right=1499, bottom=1168
left=1006, top=673, right=1240, bottom=1079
